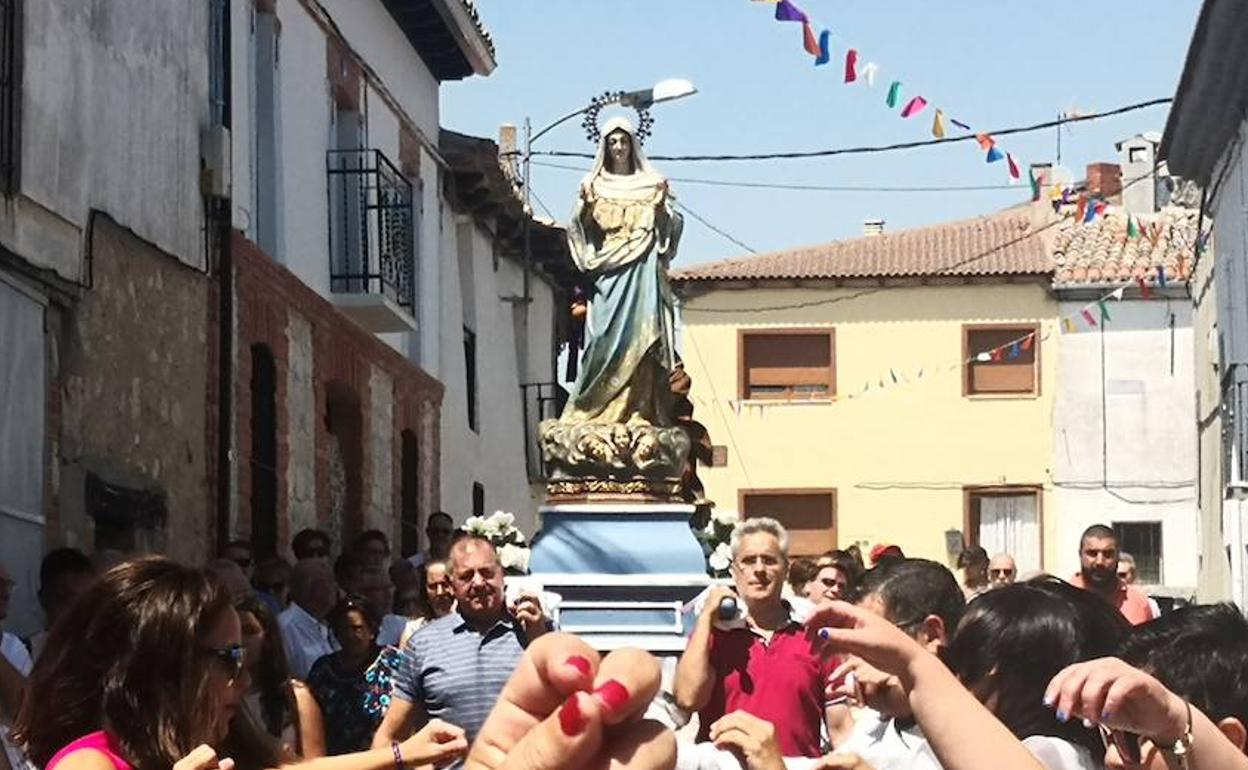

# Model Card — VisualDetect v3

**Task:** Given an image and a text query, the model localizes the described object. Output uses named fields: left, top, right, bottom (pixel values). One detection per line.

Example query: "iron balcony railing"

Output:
left=521, top=382, right=566, bottom=481
left=327, top=148, right=415, bottom=313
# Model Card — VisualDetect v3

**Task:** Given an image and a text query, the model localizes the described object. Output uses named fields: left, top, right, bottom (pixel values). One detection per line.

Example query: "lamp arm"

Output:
left=530, top=106, right=593, bottom=148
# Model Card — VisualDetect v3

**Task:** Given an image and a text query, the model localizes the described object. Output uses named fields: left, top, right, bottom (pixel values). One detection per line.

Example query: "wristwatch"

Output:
left=1156, top=700, right=1194, bottom=770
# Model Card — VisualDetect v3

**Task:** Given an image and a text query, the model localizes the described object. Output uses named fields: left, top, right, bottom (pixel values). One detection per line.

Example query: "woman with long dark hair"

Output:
left=13, top=557, right=466, bottom=770
left=940, top=578, right=1130, bottom=768
left=235, top=596, right=324, bottom=758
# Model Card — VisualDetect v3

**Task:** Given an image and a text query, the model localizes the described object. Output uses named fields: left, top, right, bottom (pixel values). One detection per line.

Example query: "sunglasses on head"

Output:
left=206, top=644, right=246, bottom=683
left=1098, top=724, right=1143, bottom=764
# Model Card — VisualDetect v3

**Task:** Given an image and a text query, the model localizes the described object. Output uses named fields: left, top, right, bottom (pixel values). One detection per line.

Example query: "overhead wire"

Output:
left=532, top=161, right=1019, bottom=193
left=528, top=98, right=1173, bottom=163
left=679, top=163, right=1165, bottom=315
left=672, top=199, right=758, bottom=254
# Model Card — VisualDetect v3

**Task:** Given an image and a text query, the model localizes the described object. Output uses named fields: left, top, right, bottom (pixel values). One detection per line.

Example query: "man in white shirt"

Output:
left=278, top=558, right=339, bottom=679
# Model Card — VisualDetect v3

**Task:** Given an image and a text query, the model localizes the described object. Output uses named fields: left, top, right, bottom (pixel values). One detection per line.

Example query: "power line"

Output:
left=680, top=165, right=1163, bottom=315
left=533, top=161, right=1019, bottom=193
left=673, top=199, right=758, bottom=255
left=530, top=97, right=1172, bottom=163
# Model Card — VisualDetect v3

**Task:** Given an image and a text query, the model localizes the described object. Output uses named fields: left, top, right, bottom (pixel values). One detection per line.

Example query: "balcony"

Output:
left=522, top=382, right=566, bottom=481
left=327, top=149, right=417, bottom=333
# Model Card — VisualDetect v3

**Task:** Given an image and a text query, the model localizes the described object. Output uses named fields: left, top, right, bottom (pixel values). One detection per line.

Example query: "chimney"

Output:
left=498, top=123, right=519, bottom=183
left=1086, top=163, right=1123, bottom=203
left=863, top=219, right=885, bottom=237
left=1119, top=134, right=1158, bottom=213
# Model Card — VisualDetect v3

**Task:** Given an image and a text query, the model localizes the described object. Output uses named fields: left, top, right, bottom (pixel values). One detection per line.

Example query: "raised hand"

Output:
left=1044, top=658, right=1187, bottom=744
left=466, top=633, right=673, bottom=770
left=399, top=719, right=469, bottom=768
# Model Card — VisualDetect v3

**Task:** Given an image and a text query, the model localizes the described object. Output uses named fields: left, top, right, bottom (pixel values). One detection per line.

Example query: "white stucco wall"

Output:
left=438, top=218, right=556, bottom=536
left=1052, top=298, right=1199, bottom=590
left=11, top=0, right=210, bottom=279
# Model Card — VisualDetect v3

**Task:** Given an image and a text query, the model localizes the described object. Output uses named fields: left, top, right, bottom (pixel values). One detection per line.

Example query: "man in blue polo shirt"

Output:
left=372, top=535, right=549, bottom=756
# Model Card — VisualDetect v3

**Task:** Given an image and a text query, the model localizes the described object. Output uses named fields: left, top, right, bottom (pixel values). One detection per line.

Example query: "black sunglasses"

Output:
left=205, top=644, right=246, bottom=683
left=1098, top=724, right=1143, bottom=764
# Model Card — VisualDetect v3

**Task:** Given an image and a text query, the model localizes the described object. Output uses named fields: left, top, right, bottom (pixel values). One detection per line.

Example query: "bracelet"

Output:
left=1156, top=699, right=1194, bottom=770
left=390, top=740, right=404, bottom=770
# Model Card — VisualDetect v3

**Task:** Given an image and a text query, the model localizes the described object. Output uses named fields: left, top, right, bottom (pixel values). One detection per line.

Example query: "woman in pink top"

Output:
left=12, top=558, right=467, bottom=770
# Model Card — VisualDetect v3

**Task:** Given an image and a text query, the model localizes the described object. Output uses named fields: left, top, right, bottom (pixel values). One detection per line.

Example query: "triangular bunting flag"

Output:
left=1110, top=286, right=1125, bottom=301
left=1075, top=195, right=1087, bottom=224
left=1127, top=215, right=1140, bottom=238
left=886, top=81, right=902, bottom=108
left=1136, top=276, right=1152, bottom=300
left=986, top=146, right=1004, bottom=163
left=932, top=109, right=946, bottom=139
left=900, top=96, right=928, bottom=118
left=1007, top=342, right=1021, bottom=360
left=1029, top=167, right=1041, bottom=200
left=889, top=368, right=898, bottom=383
left=1021, top=333, right=1035, bottom=351
left=860, top=62, right=878, bottom=87
left=1062, top=317, right=1076, bottom=333
left=990, top=347, right=1004, bottom=363
left=1006, top=153, right=1021, bottom=182
left=774, top=0, right=808, bottom=22
left=1098, top=300, right=1112, bottom=323
left=1083, top=199, right=1097, bottom=223
left=802, top=23, right=820, bottom=56
left=814, top=29, right=832, bottom=65
left=1080, top=308, right=1098, bottom=327
left=1157, top=266, right=1168, bottom=287
left=844, top=49, right=858, bottom=82
left=976, top=133, right=995, bottom=151
left=951, top=118, right=972, bottom=130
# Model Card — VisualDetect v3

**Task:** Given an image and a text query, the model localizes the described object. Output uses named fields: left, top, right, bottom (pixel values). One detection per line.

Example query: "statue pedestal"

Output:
left=530, top=503, right=710, bottom=652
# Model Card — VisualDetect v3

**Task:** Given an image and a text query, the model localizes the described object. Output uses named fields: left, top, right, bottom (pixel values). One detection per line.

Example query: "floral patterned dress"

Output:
left=307, top=646, right=402, bottom=755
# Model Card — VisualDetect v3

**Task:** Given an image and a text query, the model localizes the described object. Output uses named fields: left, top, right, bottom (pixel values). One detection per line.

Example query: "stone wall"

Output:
left=55, top=214, right=214, bottom=560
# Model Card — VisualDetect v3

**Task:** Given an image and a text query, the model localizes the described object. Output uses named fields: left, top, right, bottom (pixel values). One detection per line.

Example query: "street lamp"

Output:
left=516, top=78, right=696, bottom=374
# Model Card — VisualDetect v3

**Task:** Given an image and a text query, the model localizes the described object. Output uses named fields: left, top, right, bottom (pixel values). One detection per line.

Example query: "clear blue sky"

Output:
left=442, top=1, right=1202, bottom=268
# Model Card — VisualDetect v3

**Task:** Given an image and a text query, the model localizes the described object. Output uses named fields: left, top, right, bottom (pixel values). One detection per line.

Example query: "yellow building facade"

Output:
left=674, top=211, right=1062, bottom=571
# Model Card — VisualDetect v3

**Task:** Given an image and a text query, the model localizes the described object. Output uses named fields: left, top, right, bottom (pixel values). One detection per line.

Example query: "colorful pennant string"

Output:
left=1058, top=275, right=1172, bottom=334
left=754, top=0, right=1027, bottom=181
left=1136, top=277, right=1152, bottom=300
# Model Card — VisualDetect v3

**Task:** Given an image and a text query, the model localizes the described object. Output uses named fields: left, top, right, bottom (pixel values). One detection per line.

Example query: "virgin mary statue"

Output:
left=559, top=116, right=683, bottom=428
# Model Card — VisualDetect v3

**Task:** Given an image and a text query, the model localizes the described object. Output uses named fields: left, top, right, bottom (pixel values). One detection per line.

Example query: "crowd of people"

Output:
left=0, top=515, right=1245, bottom=770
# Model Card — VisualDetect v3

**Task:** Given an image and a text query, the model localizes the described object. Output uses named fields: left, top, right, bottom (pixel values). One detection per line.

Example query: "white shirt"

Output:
left=836, top=709, right=1098, bottom=770
left=0, top=631, right=31, bottom=676
left=278, top=602, right=338, bottom=679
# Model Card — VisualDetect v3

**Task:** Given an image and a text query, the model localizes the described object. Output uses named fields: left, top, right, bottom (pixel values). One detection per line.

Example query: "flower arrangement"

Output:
left=694, top=508, right=739, bottom=578
left=463, top=510, right=532, bottom=574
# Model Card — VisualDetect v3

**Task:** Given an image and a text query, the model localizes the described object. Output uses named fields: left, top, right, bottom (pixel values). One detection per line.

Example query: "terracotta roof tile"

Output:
left=1050, top=205, right=1199, bottom=285
left=671, top=209, right=1049, bottom=283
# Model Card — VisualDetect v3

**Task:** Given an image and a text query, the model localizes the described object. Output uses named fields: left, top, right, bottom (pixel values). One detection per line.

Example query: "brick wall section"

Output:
left=232, top=231, right=443, bottom=555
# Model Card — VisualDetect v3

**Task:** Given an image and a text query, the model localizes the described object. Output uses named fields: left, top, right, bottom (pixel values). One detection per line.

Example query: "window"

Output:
left=966, top=488, right=1041, bottom=574
left=0, top=0, right=19, bottom=194
left=739, top=330, right=835, bottom=400
left=472, top=482, right=484, bottom=518
left=964, top=325, right=1039, bottom=396
left=464, top=326, right=478, bottom=432
left=249, top=345, right=278, bottom=558
left=740, top=489, right=836, bottom=556
left=1114, top=522, right=1162, bottom=585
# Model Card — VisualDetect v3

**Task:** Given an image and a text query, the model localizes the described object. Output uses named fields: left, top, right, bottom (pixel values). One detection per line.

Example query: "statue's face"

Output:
left=606, top=130, right=633, bottom=173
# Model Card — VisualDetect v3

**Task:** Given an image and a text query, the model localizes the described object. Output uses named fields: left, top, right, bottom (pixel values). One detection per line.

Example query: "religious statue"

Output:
left=541, top=117, right=694, bottom=500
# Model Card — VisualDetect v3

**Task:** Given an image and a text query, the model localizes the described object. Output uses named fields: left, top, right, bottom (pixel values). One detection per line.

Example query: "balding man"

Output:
left=988, top=553, right=1017, bottom=588
left=373, top=537, right=549, bottom=760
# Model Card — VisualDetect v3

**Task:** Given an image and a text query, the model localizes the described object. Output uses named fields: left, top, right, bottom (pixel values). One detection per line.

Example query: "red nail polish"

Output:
left=559, top=693, right=588, bottom=736
left=565, top=655, right=592, bottom=678
left=593, top=679, right=630, bottom=714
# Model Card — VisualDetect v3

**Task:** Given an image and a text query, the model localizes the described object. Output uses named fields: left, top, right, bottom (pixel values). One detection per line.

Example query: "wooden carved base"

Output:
left=545, top=477, right=684, bottom=504
left=539, top=420, right=691, bottom=504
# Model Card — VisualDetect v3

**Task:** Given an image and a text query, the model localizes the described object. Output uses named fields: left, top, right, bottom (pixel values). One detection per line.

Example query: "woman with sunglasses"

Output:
left=235, top=596, right=324, bottom=758
left=13, top=557, right=467, bottom=770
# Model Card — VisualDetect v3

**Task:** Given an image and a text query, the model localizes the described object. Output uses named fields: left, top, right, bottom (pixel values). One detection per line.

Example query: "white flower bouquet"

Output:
left=693, top=508, right=739, bottom=578
left=464, top=510, right=531, bottom=574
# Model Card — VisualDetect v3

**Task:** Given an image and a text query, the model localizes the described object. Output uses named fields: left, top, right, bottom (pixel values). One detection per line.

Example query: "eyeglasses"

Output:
left=1098, top=724, right=1143, bottom=764
left=205, top=644, right=246, bottom=683
left=989, top=569, right=1016, bottom=577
